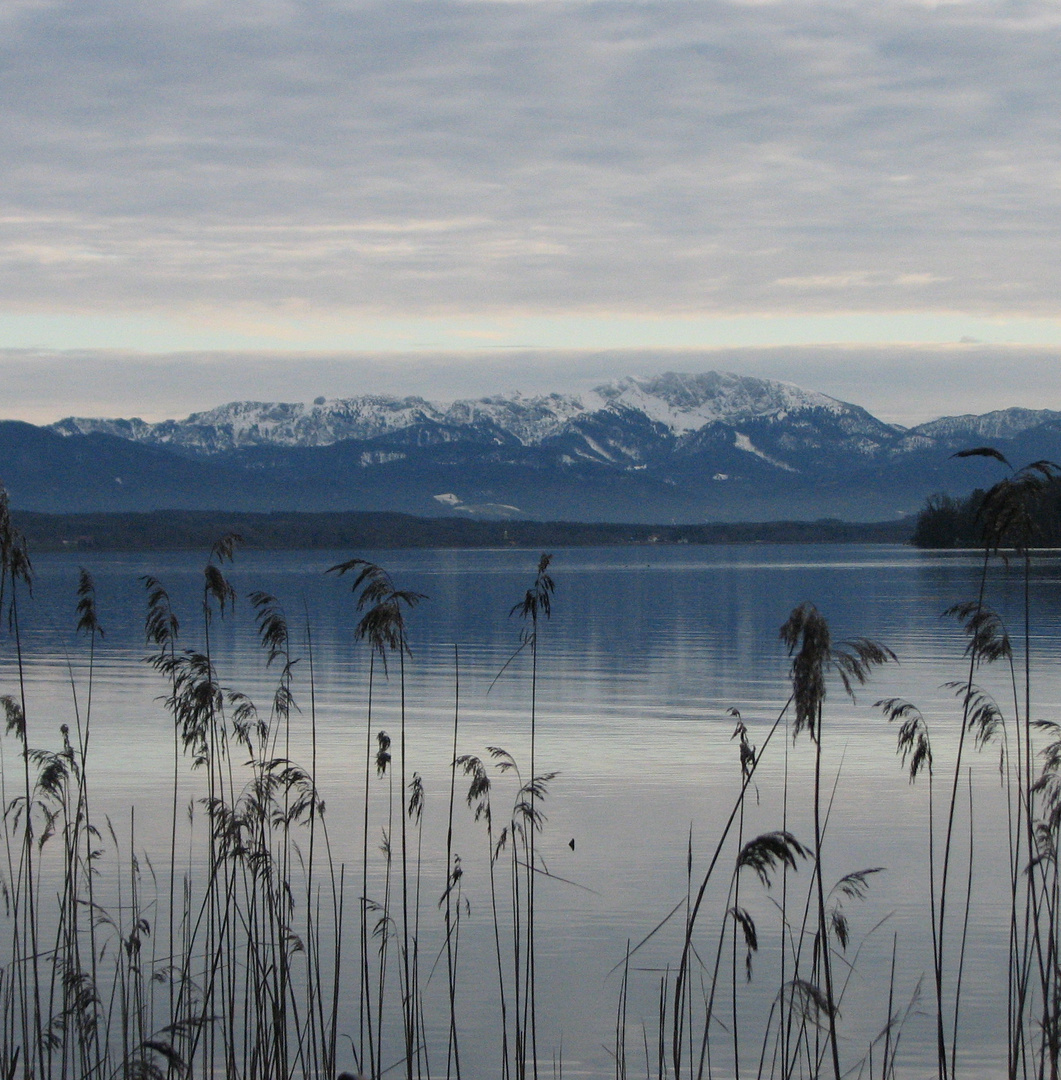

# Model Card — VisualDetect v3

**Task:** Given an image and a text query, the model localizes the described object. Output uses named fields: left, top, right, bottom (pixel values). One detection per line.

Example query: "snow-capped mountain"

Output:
left=12, top=371, right=1056, bottom=522
left=910, top=408, right=1061, bottom=443
left=50, top=372, right=895, bottom=456
left=50, top=392, right=592, bottom=451
left=590, top=371, right=861, bottom=434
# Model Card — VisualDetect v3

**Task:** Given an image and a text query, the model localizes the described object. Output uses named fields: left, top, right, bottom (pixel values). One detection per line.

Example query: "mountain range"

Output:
left=7, top=371, right=1058, bottom=522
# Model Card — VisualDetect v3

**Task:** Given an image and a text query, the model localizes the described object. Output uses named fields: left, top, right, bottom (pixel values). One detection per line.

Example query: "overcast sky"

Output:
left=4, top=0, right=1061, bottom=424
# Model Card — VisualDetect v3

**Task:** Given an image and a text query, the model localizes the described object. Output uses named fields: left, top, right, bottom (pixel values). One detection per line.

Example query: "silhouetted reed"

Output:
left=4, top=476, right=1061, bottom=1080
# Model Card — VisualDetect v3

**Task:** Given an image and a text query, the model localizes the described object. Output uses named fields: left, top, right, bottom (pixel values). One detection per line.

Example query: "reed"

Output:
left=4, top=501, right=1061, bottom=1080
left=0, top=519, right=356, bottom=1080
left=444, top=645, right=462, bottom=1080
left=329, top=557, right=426, bottom=1080
left=509, top=554, right=554, bottom=1080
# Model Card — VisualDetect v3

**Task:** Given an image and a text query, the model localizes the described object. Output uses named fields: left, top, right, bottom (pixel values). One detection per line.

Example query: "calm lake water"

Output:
left=5, top=543, right=1061, bottom=1079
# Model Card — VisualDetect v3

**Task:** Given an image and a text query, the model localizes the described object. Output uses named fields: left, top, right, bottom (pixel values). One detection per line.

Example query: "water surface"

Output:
left=4, top=543, right=1056, bottom=1078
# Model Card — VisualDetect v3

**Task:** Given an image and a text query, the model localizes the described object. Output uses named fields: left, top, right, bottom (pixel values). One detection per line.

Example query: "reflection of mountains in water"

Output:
left=9, top=370, right=1059, bottom=521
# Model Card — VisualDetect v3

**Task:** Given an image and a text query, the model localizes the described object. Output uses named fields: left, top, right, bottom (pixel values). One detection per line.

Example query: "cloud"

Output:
left=1, top=0, right=1060, bottom=326
left=776, top=272, right=951, bottom=289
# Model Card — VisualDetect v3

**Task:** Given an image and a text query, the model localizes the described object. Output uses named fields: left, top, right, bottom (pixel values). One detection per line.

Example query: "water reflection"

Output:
left=0, top=544, right=1053, bottom=1077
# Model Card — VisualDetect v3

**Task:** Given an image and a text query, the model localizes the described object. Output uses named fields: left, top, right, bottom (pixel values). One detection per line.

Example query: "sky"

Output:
left=3, top=0, right=1061, bottom=426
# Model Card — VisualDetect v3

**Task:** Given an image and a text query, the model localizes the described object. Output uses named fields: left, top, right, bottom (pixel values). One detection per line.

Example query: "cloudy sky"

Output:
left=4, top=0, right=1061, bottom=424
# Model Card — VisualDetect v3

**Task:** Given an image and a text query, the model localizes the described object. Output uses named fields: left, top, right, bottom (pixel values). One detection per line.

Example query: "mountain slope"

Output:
left=10, top=371, right=1056, bottom=522
left=910, top=408, right=1061, bottom=444
left=50, top=372, right=900, bottom=459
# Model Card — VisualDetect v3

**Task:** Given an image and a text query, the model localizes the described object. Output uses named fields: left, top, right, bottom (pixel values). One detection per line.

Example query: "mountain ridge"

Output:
left=49, top=372, right=890, bottom=455
left=12, top=370, right=1059, bottom=523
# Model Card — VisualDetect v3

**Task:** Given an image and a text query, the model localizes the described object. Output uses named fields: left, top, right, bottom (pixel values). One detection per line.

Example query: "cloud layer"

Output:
left=3, top=0, right=1061, bottom=321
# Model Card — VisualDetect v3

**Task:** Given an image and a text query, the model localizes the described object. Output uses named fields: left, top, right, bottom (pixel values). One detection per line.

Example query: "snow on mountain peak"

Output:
left=592, top=371, right=846, bottom=434
left=49, top=371, right=868, bottom=451
left=911, top=407, right=1061, bottom=442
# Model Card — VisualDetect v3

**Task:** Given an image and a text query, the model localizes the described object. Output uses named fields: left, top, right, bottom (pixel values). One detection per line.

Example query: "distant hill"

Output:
left=1, top=370, right=1052, bottom=522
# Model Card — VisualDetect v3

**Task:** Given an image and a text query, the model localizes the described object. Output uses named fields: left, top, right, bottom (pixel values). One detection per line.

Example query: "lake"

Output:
left=2, top=543, right=1057, bottom=1079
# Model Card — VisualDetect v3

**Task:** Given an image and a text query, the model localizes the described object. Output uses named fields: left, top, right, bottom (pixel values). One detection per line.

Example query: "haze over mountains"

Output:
left=9, top=371, right=1058, bottom=522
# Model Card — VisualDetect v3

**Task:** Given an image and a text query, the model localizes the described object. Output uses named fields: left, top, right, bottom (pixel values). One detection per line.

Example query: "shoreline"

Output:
left=13, top=508, right=915, bottom=552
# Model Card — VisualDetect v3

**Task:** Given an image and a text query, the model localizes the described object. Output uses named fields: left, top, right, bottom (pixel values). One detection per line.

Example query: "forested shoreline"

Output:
left=15, top=509, right=914, bottom=551
left=913, top=479, right=1061, bottom=547
left=29, top=492, right=1061, bottom=554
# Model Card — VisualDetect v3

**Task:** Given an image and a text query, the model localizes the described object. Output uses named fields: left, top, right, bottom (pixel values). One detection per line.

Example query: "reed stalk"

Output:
left=445, top=645, right=462, bottom=1080
left=2, top=497, right=1060, bottom=1080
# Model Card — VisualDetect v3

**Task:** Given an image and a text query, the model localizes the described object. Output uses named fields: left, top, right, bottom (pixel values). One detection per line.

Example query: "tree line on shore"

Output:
left=913, top=477, right=1061, bottom=548
left=16, top=509, right=913, bottom=552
